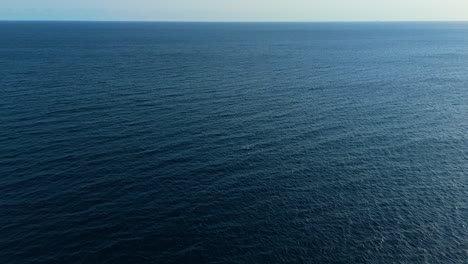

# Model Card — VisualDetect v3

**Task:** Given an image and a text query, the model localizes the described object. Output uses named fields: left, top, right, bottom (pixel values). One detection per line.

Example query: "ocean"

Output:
left=0, top=22, right=467, bottom=263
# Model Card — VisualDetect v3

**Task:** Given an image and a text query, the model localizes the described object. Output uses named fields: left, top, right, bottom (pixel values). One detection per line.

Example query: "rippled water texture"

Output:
left=1, top=22, right=467, bottom=263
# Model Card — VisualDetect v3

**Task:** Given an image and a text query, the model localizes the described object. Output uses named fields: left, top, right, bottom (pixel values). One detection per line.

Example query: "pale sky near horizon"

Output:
left=1, top=0, right=468, bottom=21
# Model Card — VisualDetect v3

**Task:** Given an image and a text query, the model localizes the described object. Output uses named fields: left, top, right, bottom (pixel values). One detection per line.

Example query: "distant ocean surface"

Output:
left=1, top=22, right=467, bottom=263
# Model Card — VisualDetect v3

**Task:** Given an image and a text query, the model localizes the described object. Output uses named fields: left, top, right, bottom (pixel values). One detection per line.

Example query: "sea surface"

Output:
left=0, top=22, right=467, bottom=263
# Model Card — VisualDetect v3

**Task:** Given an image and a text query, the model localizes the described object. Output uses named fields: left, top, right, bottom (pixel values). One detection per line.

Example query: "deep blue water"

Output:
left=0, top=22, right=467, bottom=263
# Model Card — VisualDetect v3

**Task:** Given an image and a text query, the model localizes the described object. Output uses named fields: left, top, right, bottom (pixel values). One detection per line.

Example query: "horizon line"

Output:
left=1, top=19, right=468, bottom=23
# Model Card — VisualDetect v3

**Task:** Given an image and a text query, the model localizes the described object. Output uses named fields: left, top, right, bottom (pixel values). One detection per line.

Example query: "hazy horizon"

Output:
left=2, top=19, right=468, bottom=23
left=1, top=0, right=468, bottom=22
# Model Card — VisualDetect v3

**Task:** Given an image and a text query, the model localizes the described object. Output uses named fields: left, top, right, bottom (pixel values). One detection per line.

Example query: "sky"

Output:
left=1, top=0, right=468, bottom=21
